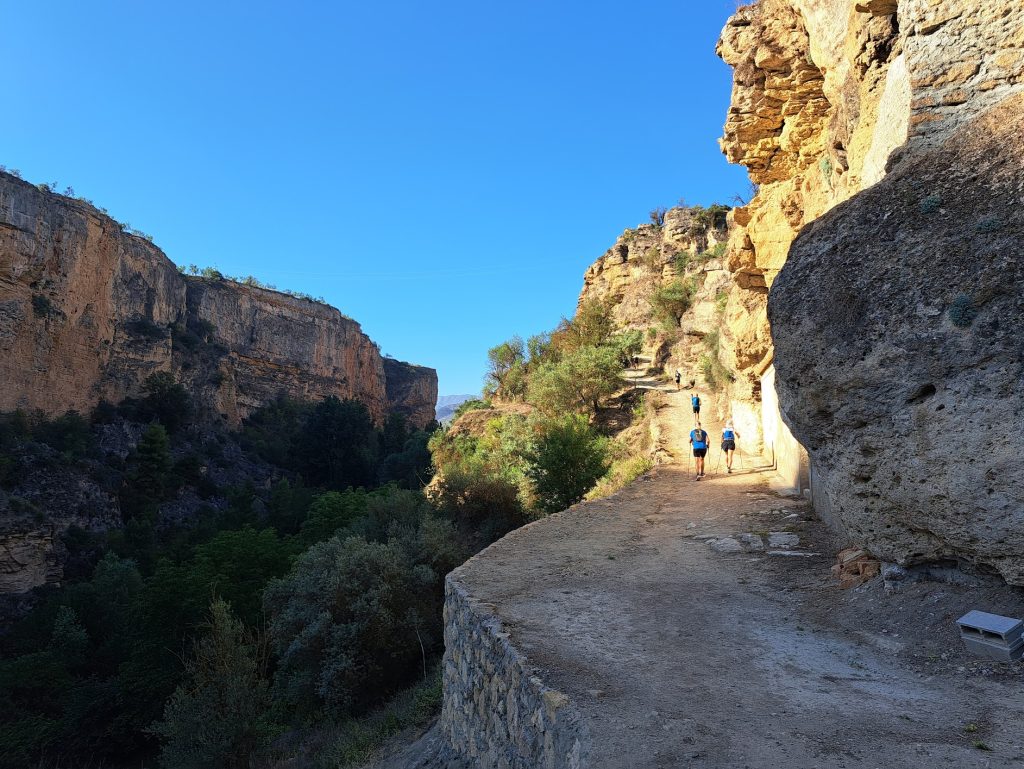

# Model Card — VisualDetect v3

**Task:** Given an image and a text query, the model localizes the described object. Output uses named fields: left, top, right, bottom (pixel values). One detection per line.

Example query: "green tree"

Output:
left=296, top=489, right=369, bottom=547
left=526, top=414, right=609, bottom=513
left=264, top=536, right=435, bottom=718
left=526, top=345, right=622, bottom=416
left=296, top=397, right=377, bottom=489
left=485, top=337, right=526, bottom=397
left=152, top=599, right=273, bottom=769
left=191, top=528, right=293, bottom=627
left=649, top=277, right=699, bottom=328
left=141, top=372, right=193, bottom=433
left=121, top=424, right=171, bottom=521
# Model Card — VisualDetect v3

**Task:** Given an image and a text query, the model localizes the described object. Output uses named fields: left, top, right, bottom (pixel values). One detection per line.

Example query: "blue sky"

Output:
left=3, top=1, right=749, bottom=396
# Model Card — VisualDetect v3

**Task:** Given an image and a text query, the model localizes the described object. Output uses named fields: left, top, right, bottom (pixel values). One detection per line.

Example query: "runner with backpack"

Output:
left=674, top=370, right=681, bottom=390
left=691, top=392, right=701, bottom=424
left=721, top=420, right=739, bottom=474
left=690, top=421, right=709, bottom=480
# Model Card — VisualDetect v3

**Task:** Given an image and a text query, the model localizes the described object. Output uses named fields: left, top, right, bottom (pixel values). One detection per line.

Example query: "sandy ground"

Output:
left=374, top=379, right=1024, bottom=768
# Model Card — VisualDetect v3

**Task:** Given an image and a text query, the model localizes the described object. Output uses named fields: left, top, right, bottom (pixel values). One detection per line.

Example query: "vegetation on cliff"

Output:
left=429, top=298, right=654, bottom=523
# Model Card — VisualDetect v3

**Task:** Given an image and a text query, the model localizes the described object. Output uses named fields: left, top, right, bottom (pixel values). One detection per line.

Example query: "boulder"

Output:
left=769, top=93, right=1024, bottom=585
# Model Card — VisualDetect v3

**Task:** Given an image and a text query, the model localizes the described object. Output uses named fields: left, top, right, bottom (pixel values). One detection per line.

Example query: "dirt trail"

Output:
left=376, top=378, right=1024, bottom=768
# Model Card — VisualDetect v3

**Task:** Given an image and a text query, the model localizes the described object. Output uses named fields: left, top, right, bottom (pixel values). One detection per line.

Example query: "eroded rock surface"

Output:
left=0, top=172, right=436, bottom=428
left=769, top=93, right=1024, bottom=585
left=716, top=0, right=1024, bottom=408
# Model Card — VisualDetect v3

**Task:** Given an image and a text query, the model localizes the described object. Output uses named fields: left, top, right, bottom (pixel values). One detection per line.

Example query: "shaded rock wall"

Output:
left=769, top=94, right=1024, bottom=585
left=0, top=172, right=436, bottom=428
left=383, top=358, right=439, bottom=428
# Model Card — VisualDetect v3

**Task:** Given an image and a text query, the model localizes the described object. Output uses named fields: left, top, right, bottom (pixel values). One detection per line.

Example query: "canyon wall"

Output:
left=717, top=0, right=1024, bottom=581
left=770, top=93, right=1024, bottom=584
left=0, top=172, right=436, bottom=428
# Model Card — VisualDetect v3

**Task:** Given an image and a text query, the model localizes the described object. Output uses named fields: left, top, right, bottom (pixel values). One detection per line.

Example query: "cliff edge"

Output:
left=0, top=172, right=436, bottom=427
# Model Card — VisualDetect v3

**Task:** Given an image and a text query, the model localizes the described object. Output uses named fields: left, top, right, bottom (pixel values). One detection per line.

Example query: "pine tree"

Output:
left=151, top=599, right=273, bottom=769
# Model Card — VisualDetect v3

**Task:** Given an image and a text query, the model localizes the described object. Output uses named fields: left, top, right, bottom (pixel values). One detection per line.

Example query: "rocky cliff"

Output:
left=0, top=172, right=436, bottom=428
left=715, top=0, right=1024, bottom=582
left=578, top=207, right=727, bottom=329
left=716, top=0, right=1024, bottom=385
left=770, top=93, right=1024, bottom=585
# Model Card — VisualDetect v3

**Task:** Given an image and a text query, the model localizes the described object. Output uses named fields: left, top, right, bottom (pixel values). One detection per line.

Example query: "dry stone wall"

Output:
left=442, top=570, right=589, bottom=768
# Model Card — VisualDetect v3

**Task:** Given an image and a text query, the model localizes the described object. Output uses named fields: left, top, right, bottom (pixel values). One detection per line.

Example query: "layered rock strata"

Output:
left=769, top=93, right=1024, bottom=585
left=716, top=0, right=1024, bottom=387
left=0, top=172, right=436, bottom=427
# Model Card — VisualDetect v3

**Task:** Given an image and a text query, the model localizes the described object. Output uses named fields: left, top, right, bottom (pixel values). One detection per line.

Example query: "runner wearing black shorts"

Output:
left=721, top=421, right=739, bottom=473
left=690, top=421, right=709, bottom=479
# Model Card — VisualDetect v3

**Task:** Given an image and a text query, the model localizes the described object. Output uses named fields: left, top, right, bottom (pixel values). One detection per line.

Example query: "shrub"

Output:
left=649, top=207, right=667, bottom=227
left=141, top=372, right=193, bottom=432
left=526, top=414, right=609, bottom=513
left=486, top=337, right=526, bottom=398
left=919, top=194, right=942, bottom=214
left=432, top=466, right=527, bottom=539
left=948, top=294, right=977, bottom=328
left=716, top=289, right=728, bottom=314
left=316, top=669, right=441, bottom=769
left=127, top=317, right=166, bottom=340
left=641, top=246, right=662, bottom=271
left=263, top=535, right=436, bottom=718
left=451, top=398, right=490, bottom=420
left=31, top=294, right=53, bottom=318
left=673, top=251, right=692, bottom=274
left=151, top=599, right=274, bottom=769
left=649, top=277, right=698, bottom=328
left=526, top=345, right=622, bottom=416
left=976, top=216, right=1003, bottom=233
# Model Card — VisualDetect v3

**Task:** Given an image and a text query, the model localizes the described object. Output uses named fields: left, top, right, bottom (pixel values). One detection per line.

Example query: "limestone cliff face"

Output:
left=714, top=0, right=1024, bottom=581
left=382, top=357, right=439, bottom=429
left=578, top=208, right=727, bottom=330
left=0, top=172, right=436, bottom=428
left=769, top=94, right=1024, bottom=584
left=717, top=0, right=1024, bottom=383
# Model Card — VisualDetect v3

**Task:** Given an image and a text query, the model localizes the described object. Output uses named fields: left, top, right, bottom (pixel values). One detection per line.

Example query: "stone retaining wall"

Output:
left=440, top=571, right=589, bottom=768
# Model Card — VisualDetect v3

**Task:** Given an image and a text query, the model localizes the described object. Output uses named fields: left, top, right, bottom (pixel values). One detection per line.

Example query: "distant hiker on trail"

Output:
left=632, top=354, right=640, bottom=370
left=690, top=422, right=709, bottom=480
left=722, top=420, right=739, bottom=474
left=674, top=370, right=681, bottom=390
left=691, top=392, right=701, bottom=422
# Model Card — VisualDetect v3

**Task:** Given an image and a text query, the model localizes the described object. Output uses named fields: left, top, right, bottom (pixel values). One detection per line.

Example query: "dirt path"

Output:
left=375, top=382, right=1024, bottom=768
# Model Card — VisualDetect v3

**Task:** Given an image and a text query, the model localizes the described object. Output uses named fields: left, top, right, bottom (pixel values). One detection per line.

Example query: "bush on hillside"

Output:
left=526, top=414, right=609, bottom=513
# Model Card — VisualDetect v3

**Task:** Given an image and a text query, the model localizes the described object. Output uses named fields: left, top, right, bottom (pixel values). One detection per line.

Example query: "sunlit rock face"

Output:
left=0, top=172, right=436, bottom=428
left=715, top=0, right=1024, bottom=385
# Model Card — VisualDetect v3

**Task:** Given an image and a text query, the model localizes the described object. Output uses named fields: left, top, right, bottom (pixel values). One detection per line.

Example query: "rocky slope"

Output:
left=578, top=207, right=727, bottom=330
left=769, top=93, right=1024, bottom=585
left=0, top=172, right=436, bottom=428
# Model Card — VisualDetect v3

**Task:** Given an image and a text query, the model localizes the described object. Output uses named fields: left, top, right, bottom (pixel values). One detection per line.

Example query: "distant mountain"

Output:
left=436, top=393, right=477, bottom=423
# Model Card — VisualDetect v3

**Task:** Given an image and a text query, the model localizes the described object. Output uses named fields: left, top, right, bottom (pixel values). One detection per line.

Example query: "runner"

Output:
left=690, top=421, right=709, bottom=480
left=721, top=420, right=739, bottom=473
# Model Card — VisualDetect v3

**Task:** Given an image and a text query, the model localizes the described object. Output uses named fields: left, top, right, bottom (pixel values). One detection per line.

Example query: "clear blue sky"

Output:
left=3, top=1, right=748, bottom=397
